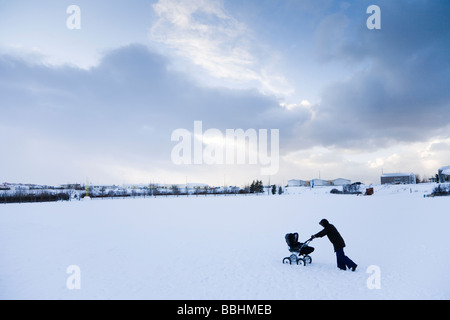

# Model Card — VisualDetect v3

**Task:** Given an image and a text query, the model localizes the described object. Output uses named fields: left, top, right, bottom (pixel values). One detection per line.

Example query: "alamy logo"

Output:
left=366, top=265, right=381, bottom=290
left=171, top=121, right=279, bottom=175
left=66, top=265, right=81, bottom=290
left=367, top=5, right=381, bottom=30
left=66, top=5, right=81, bottom=30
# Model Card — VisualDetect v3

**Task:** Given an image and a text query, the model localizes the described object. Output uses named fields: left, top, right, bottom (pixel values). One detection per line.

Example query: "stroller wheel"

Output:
left=297, top=259, right=306, bottom=266
left=304, top=255, right=312, bottom=264
left=283, top=257, right=291, bottom=264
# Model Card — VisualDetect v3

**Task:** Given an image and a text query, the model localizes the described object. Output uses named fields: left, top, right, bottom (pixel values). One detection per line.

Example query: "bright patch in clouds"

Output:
left=150, top=0, right=294, bottom=98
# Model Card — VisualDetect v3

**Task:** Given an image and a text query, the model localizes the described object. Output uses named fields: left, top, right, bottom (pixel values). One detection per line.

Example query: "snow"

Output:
left=0, top=184, right=449, bottom=300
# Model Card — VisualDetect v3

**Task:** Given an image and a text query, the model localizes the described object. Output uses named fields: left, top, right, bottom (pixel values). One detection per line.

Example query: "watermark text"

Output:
left=171, top=121, right=279, bottom=175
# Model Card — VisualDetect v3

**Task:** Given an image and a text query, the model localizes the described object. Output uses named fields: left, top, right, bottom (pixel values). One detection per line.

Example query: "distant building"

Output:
left=438, top=166, right=450, bottom=183
left=333, top=178, right=351, bottom=186
left=381, top=173, right=416, bottom=185
left=287, top=179, right=307, bottom=187
left=311, top=179, right=330, bottom=187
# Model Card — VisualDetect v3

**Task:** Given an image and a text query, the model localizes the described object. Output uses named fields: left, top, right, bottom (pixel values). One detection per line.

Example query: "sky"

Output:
left=0, top=0, right=449, bottom=187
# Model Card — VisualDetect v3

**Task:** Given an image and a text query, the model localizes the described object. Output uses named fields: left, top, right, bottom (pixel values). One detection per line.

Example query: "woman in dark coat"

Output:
left=312, top=219, right=358, bottom=271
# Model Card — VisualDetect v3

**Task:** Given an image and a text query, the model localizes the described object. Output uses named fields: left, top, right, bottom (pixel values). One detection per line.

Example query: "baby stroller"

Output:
left=283, top=233, right=314, bottom=266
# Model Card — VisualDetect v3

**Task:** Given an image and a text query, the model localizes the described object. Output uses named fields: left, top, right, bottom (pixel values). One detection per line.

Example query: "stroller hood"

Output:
left=285, top=233, right=315, bottom=255
left=285, top=233, right=299, bottom=247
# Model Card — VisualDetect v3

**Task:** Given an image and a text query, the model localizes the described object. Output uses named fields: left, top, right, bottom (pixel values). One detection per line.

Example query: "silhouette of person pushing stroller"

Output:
left=311, top=219, right=358, bottom=271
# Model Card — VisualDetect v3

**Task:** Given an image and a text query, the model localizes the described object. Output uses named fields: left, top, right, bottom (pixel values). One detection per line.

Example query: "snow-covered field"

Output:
left=1, top=184, right=449, bottom=300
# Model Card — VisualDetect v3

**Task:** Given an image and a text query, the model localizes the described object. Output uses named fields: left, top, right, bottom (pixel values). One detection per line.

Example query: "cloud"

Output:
left=151, top=0, right=252, bottom=79
left=150, top=0, right=294, bottom=97
left=0, top=44, right=288, bottom=184
left=1, top=1, right=448, bottom=185
left=289, top=0, right=450, bottom=150
left=314, top=12, right=350, bottom=62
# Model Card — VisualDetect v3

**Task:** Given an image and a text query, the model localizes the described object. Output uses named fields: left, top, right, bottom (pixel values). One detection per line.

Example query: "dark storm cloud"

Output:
left=0, top=44, right=284, bottom=180
left=295, top=0, right=450, bottom=150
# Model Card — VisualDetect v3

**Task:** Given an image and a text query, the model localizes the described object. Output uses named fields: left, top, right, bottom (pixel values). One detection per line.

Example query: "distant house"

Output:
left=438, top=166, right=450, bottom=183
left=381, top=173, right=416, bottom=185
left=287, top=179, right=307, bottom=187
left=311, top=179, right=330, bottom=187
left=333, top=178, right=351, bottom=186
